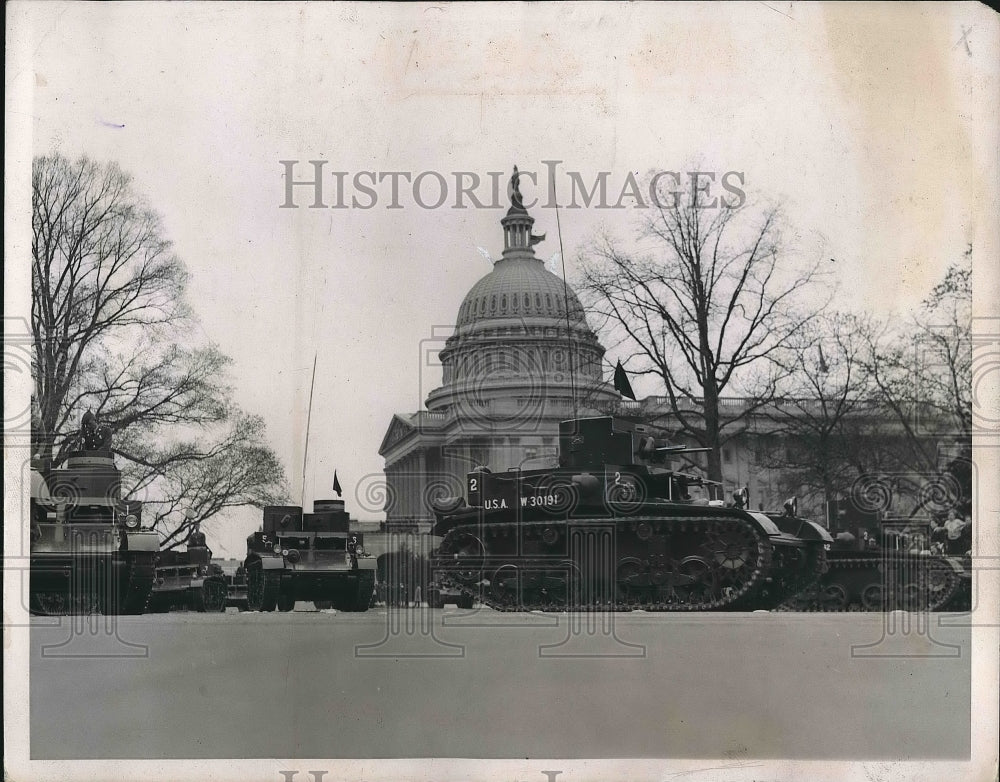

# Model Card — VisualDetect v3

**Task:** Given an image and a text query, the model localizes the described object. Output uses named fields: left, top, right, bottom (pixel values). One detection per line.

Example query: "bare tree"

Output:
left=580, top=181, right=831, bottom=482
left=861, top=248, right=973, bottom=516
left=32, top=154, right=189, bottom=462
left=755, top=311, right=878, bottom=517
left=32, top=153, right=289, bottom=544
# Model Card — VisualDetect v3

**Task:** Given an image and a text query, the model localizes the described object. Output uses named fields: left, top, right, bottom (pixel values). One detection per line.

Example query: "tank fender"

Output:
left=765, top=514, right=834, bottom=543
left=124, top=531, right=160, bottom=552
left=794, top=519, right=834, bottom=543
left=258, top=555, right=286, bottom=570
left=746, top=512, right=782, bottom=537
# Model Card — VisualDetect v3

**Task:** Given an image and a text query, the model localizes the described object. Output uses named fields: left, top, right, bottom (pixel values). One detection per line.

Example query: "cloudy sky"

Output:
left=7, top=2, right=998, bottom=556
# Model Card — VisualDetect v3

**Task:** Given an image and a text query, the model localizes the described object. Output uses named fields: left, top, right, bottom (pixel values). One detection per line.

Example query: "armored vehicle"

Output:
left=429, top=416, right=833, bottom=611
left=425, top=582, right=475, bottom=609
left=787, top=519, right=965, bottom=611
left=29, top=416, right=159, bottom=615
left=214, top=558, right=249, bottom=611
left=147, top=529, right=227, bottom=613
left=244, top=499, right=375, bottom=612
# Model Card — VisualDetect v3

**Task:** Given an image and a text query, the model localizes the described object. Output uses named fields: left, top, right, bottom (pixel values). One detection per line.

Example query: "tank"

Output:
left=425, top=582, right=475, bottom=609
left=147, top=529, right=228, bottom=613
left=428, top=416, right=833, bottom=611
left=783, top=519, right=966, bottom=611
left=243, top=499, right=376, bottom=612
left=29, top=422, right=159, bottom=615
left=214, top=558, right=249, bottom=611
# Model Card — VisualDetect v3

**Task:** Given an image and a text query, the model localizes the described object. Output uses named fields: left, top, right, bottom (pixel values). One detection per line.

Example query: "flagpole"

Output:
left=300, top=353, right=318, bottom=508
left=554, top=190, right=578, bottom=420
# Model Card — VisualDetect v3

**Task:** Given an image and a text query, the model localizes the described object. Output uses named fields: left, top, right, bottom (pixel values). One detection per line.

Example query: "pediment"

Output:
left=378, top=414, right=417, bottom=455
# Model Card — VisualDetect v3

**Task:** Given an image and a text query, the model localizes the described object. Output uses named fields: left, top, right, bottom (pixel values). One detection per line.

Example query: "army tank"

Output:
left=214, top=558, right=249, bottom=611
left=147, top=527, right=228, bottom=613
left=781, top=518, right=966, bottom=612
left=428, top=416, right=833, bottom=612
left=29, top=414, right=159, bottom=615
left=244, top=499, right=375, bottom=612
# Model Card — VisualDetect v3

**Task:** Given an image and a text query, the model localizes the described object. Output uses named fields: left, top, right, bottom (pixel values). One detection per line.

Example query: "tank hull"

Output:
left=244, top=553, right=375, bottom=612
left=29, top=450, right=158, bottom=615
left=148, top=574, right=228, bottom=613
left=29, top=526, right=158, bottom=615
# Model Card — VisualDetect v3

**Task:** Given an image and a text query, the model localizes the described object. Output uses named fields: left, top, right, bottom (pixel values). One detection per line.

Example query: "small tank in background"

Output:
left=213, top=558, right=249, bottom=611
left=147, top=527, right=228, bottom=613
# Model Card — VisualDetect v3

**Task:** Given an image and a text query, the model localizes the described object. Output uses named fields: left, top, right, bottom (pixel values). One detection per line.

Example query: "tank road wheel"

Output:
left=899, top=583, right=928, bottom=612
left=540, top=561, right=582, bottom=609
left=701, top=523, right=758, bottom=602
left=314, top=600, right=333, bottom=610
left=860, top=583, right=886, bottom=611
left=489, top=564, right=520, bottom=609
left=276, top=593, right=296, bottom=612
left=247, top=563, right=278, bottom=612
left=817, top=583, right=849, bottom=611
left=29, top=592, right=68, bottom=616
left=925, top=560, right=959, bottom=610
left=672, top=557, right=718, bottom=608
left=194, top=579, right=227, bottom=613
left=441, top=531, right=486, bottom=584
left=616, top=558, right=650, bottom=605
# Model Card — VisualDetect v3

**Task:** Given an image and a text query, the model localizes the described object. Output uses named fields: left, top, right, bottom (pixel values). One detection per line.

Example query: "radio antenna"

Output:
left=300, top=352, right=318, bottom=508
left=554, top=191, right=578, bottom=420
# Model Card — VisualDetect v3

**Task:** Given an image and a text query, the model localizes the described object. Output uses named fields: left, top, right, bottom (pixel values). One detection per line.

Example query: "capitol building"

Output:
left=379, top=173, right=620, bottom=526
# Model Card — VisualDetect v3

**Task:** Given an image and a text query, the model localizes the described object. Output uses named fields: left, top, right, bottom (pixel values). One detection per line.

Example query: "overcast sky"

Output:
left=7, top=2, right=998, bottom=557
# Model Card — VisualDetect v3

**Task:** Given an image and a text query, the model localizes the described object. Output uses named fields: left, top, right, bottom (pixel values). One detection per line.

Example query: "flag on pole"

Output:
left=613, top=360, right=636, bottom=401
left=332, top=471, right=342, bottom=497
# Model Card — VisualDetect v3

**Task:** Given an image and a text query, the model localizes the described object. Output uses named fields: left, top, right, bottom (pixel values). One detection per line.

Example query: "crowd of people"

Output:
left=832, top=511, right=973, bottom=557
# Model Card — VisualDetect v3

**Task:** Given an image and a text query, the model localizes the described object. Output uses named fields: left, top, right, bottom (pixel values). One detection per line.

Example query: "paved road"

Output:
left=30, top=607, right=970, bottom=759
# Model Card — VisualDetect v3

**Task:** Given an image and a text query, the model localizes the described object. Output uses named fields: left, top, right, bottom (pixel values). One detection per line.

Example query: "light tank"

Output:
left=29, top=414, right=159, bottom=615
left=214, top=558, right=249, bottom=611
left=785, top=518, right=965, bottom=611
left=428, top=416, right=833, bottom=611
left=243, top=499, right=375, bottom=612
left=147, top=528, right=227, bottom=613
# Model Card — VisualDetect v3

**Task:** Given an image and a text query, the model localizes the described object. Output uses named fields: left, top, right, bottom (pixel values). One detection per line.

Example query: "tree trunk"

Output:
left=703, top=381, right=723, bottom=486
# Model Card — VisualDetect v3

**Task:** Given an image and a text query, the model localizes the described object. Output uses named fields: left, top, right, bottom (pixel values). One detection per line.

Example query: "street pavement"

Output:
left=30, top=607, right=970, bottom=760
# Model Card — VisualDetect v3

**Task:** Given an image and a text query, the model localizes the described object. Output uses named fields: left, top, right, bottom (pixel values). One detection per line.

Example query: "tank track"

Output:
left=192, top=576, right=228, bottom=613
left=30, top=553, right=156, bottom=616
left=434, top=515, right=774, bottom=612
left=775, top=554, right=962, bottom=612
left=113, top=554, right=157, bottom=615
left=756, top=541, right=829, bottom=610
left=246, top=564, right=282, bottom=611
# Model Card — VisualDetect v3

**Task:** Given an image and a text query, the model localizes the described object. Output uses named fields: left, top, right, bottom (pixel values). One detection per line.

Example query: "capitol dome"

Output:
left=424, top=167, right=618, bottom=414
left=380, top=168, right=621, bottom=527
left=456, top=257, right=587, bottom=329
